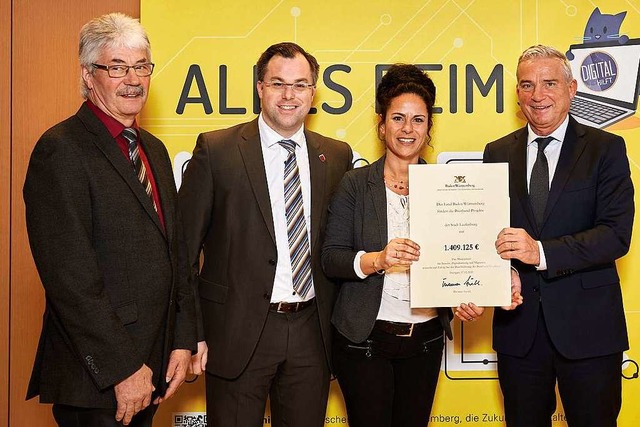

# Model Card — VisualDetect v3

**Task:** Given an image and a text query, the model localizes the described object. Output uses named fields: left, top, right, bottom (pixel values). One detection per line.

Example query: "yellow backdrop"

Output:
left=140, top=1, right=640, bottom=425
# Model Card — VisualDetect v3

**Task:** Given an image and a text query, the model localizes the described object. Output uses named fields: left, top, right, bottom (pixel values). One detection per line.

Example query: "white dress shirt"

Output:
left=258, top=114, right=315, bottom=302
left=354, top=189, right=436, bottom=323
left=526, top=115, right=570, bottom=270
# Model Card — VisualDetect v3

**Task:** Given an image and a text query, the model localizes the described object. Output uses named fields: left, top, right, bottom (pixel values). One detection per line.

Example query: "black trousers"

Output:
left=52, top=403, right=156, bottom=427
left=332, top=318, right=444, bottom=427
left=205, top=304, right=330, bottom=427
left=498, top=310, right=622, bottom=427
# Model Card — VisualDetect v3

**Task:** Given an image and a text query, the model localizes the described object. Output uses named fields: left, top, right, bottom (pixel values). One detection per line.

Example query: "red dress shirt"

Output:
left=85, top=101, right=166, bottom=230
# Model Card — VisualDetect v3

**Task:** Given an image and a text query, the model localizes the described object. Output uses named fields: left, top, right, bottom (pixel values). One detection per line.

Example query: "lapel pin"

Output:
left=319, top=154, right=326, bottom=162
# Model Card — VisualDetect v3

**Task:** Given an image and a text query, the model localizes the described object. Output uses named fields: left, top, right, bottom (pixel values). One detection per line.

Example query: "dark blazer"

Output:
left=24, top=103, right=197, bottom=408
left=483, top=116, right=633, bottom=359
left=322, top=156, right=453, bottom=343
left=178, top=118, right=353, bottom=379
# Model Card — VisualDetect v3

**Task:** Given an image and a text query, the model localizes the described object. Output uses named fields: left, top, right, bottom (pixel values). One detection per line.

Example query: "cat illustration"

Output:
left=566, top=7, right=628, bottom=60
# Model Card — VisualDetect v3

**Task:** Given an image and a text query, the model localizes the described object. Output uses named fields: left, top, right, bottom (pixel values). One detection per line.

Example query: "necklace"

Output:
left=383, top=175, right=409, bottom=191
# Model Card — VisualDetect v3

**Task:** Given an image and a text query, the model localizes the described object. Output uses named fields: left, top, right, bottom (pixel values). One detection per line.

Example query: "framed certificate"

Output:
left=409, top=163, right=511, bottom=307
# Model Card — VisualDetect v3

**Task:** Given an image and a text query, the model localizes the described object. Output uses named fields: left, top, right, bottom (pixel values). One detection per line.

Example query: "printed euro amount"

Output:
left=443, top=243, right=480, bottom=251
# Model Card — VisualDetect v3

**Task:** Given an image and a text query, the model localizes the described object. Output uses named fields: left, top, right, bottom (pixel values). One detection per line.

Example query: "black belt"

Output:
left=269, top=298, right=315, bottom=313
left=374, top=318, right=440, bottom=337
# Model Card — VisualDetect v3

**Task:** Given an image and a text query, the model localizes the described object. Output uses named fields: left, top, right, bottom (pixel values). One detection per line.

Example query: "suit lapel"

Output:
left=369, top=158, right=388, bottom=245
left=238, top=120, right=276, bottom=245
left=306, top=131, right=326, bottom=252
left=139, top=135, right=170, bottom=238
left=542, top=118, right=586, bottom=229
left=77, top=105, right=165, bottom=237
left=509, top=128, right=537, bottom=231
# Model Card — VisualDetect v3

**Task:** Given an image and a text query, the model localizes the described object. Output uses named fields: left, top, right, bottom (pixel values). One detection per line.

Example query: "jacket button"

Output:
left=263, top=293, right=271, bottom=299
left=533, top=287, right=539, bottom=292
left=268, top=259, right=276, bottom=266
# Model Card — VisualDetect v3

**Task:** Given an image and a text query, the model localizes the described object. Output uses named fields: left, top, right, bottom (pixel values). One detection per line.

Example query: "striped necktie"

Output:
left=529, top=136, right=554, bottom=226
left=122, top=128, right=158, bottom=212
left=279, top=139, right=313, bottom=298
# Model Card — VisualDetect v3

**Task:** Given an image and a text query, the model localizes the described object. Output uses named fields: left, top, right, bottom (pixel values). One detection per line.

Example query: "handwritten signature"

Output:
left=441, top=276, right=482, bottom=287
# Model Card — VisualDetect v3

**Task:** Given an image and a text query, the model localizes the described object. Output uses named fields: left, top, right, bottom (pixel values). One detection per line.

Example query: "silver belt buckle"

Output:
left=276, top=302, right=286, bottom=313
left=398, top=323, right=415, bottom=337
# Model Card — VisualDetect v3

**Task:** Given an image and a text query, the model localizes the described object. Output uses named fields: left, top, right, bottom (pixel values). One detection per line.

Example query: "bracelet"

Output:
left=372, top=252, right=385, bottom=275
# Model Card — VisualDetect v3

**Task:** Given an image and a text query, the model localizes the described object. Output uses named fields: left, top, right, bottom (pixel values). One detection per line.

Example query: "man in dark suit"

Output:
left=24, top=13, right=197, bottom=427
left=179, top=42, right=352, bottom=427
left=484, top=45, right=634, bottom=427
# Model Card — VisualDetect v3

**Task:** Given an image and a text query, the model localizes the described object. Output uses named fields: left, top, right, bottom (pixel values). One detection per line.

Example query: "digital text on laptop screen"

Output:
left=569, top=41, right=640, bottom=107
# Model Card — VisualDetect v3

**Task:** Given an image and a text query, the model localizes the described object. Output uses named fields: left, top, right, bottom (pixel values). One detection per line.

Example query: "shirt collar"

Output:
left=258, top=113, right=305, bottom=148
left=526, top=115, right=570, bottom=147
left=85, top=100, right=139, bottom=139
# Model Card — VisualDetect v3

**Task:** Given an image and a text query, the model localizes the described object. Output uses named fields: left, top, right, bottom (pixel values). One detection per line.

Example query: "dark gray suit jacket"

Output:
left=179, top=118, right=353, bottom=379
left=322, top=156, right=453, bottom=343
left=24, top=103, right=197, bottom=408
left=484, top=116, right=633, bottom=359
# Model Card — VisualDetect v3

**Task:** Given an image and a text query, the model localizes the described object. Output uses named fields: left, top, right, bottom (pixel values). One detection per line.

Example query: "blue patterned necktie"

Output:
left=530, top=136, right=554, bottom=225
left=279, top=139, right=313, bottom=298
left=122, top=128, right=158, bottom=212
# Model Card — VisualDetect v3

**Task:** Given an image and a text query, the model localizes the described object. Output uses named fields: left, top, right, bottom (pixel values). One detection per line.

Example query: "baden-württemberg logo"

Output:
left=580, top=51, right=618, bottom=91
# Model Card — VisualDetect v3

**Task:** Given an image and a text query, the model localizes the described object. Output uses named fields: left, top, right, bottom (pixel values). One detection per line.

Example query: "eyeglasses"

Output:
left=92, top=63, right=155, bottom=78
left=261, top=80, right=316, bottom=93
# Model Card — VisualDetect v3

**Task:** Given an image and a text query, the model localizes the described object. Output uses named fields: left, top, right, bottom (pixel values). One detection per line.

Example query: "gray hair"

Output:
left=79, top=13, right=151, bottom=98
left=517, top=45, right=573, bottom=82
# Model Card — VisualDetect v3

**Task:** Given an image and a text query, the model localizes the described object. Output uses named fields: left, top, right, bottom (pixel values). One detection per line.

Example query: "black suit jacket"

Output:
left=179, top=118, right=352, bottom=379
left=483, top=116, right=633, bottom=360
left=24, top=103, right=197, bottom=408
left=322, top=156, right=453, bottom=343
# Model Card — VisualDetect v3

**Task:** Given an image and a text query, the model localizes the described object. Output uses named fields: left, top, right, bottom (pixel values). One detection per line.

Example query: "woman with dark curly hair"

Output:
left=322, top=64, right=517, bottom=427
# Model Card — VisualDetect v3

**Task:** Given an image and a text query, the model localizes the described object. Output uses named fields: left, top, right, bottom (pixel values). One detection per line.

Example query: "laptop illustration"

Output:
left=567, top=39, right=640, bottom=128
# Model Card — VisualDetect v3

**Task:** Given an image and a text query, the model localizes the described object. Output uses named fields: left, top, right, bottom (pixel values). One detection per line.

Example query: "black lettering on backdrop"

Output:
left=322, top=64, right=352, bottom=114
left=253, top=65, right=260, bottom=115
left=449, top=64, right=458, bottom=113
left=219, top=65, right=246, bottom=114
left=176, top=62, right=505, bottom=116
left=176, top=64, right=213, bottom=114
left=465, top=64, right=504, bottom=113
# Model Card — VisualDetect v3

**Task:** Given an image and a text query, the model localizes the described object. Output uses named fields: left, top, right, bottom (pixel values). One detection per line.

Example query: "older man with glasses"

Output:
left=24, top=12, right=197, bottom=427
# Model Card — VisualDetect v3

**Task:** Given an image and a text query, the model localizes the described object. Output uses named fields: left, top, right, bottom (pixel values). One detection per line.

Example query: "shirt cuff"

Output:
left=354, top=250, right=368, bottom=279
left=536, top=241, right=547, bottom=271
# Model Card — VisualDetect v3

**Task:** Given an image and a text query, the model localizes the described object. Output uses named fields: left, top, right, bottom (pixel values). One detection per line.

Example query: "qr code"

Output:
left=173, top=412, right=207, bottom=427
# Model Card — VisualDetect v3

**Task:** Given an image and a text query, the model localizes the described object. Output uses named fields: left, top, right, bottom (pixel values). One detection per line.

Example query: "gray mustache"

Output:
left=117, top=87, right=144, bottom=96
